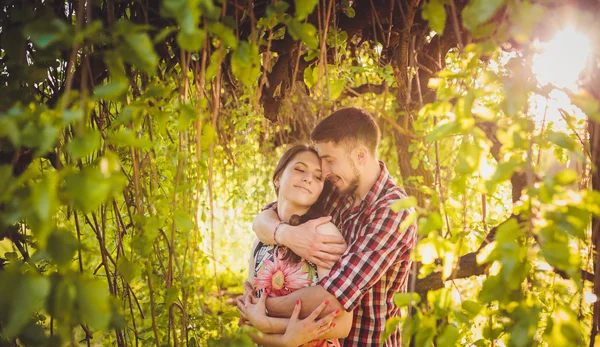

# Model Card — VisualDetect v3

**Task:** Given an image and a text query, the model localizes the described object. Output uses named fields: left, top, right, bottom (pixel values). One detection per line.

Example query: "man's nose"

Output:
left=322, top=162, right=331, bottom=177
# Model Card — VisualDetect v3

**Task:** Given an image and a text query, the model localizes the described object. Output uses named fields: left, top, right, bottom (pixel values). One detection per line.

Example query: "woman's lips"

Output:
left=294, top=185, right=312, bottom=194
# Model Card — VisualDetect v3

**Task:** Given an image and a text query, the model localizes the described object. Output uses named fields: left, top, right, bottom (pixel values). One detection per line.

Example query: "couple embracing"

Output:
left=237, top=107, right=417, bottom=346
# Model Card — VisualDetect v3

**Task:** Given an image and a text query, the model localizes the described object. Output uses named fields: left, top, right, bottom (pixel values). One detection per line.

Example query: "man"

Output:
left=246, top=107, right=417, bottom=346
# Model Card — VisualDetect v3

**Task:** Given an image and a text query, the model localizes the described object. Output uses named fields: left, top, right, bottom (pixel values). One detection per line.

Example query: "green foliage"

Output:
left=1, top=0, right=597, bottom=346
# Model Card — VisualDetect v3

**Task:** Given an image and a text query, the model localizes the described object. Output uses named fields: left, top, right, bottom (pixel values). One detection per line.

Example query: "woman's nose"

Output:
left=303, top=173, right=312, bottom=183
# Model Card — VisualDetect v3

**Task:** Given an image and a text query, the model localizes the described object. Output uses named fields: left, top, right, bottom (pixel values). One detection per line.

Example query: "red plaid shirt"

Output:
left=319, top=161, right=416, bottom=346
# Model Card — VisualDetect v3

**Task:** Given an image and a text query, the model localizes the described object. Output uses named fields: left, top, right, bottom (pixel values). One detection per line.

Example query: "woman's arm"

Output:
left=247, top=299, right=337, bottom=346
left=315, top=222, right=352, bottom=339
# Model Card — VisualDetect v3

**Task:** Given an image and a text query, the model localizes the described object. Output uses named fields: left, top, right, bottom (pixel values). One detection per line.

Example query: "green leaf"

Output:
left=286, top=19, right=319, bottom=49
left=427, top=122, right=462, bottom=142
left=47, top=230, right=79, bottom=267
left=418, top=213, right=443, bottom=236
left=393, top=292, right=421, bottom=307
left=329, top=79, right=345, bottom=100
left=295, top=0, right=318, bottom=20
left=2, top=273, right=50, bottom=338
left=64, top=167, right=126, bottom=213
left=77, top=278, right=111, bottom=330
left=31, top=174, right=58, bottom=223
left=175, top=210, right=195, bottom=231
left=201, top=123, right=217, bottom=150
left=66, top=129, right=102, bottom=160
left=485, top=160, right=520, bottom=194
left=94, top=78, right=129, bottom=100
left=462, top=0, right=505, bottom=32
left=391, top=196, right=418, bottom=212
left=381, top=316, right=401, bottom=342
left=177, top=28, right=206, bottom=51
left=120, top=32, right=159, bottom=75
left=456, top=140, right=482, bottom=175
left=23, top=18, right=69, bottom=49
left=422, top=0, right=447, bottom=34
left=546, top=130, right=577, bottom=152
left=462, top=300, right=483, bottom=318
left=107, top=129, right=154, bottom=149
left=0, top=117, right=20, bottom=146
left=232, top=41, right=261, bottom=87
left=208, top=22, right=238, bottom=49
left=436, top=324, right=459, bottom=347
left=554, top=168, right=578, bottom=185
left=117, top=257, right=138, bottom=282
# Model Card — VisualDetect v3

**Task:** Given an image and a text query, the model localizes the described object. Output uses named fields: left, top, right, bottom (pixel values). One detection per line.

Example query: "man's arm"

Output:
left=266, top=285, right=343, bottom=318
left=266, top=202, right=417, bottom=317
left=252, top=209, right=346, bottom=268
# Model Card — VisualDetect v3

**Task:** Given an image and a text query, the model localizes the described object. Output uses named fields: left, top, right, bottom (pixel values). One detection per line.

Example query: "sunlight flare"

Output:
left=532, top=27, right=592, bottom=91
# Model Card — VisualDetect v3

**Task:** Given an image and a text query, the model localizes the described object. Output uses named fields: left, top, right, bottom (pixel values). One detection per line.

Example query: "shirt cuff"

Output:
left=318, top=275, right=362, bottom=312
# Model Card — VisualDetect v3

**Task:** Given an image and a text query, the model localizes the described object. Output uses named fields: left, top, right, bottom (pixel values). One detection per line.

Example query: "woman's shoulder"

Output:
left=315, top=221, right=341, bottom=236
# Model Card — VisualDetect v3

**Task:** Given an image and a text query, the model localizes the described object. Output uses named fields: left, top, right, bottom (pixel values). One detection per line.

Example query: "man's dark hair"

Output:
left=310, top=107, right=380, bottom=154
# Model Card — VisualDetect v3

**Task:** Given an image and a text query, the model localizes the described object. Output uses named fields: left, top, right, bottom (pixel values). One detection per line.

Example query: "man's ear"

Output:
left=355, top=146, right=368, bottom=164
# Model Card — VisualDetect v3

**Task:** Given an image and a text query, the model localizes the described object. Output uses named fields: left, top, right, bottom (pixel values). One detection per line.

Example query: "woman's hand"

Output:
left=282, top=299, right=340, bottom=346
left=242, top=292, right=273, bottom=332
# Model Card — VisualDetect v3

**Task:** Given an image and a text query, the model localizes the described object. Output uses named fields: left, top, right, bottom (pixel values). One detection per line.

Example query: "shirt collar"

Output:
left=362, top=161, right=391, bottom=207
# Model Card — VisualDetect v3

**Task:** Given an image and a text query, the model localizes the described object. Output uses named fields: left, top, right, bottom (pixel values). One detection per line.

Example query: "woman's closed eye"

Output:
left=295, top=168, right=305, bottom=173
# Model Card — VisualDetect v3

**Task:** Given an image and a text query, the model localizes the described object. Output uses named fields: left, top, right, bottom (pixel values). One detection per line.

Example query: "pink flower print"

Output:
left=253, top=256, right=312, bottom=297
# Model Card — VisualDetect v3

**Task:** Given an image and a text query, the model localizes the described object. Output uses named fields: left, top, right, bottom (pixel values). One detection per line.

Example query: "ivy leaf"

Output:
left=461, top=0, right=505, bottom=32
left=295, top=0, right=318, bottom=20
left=422, top=0, right=447, bottom=34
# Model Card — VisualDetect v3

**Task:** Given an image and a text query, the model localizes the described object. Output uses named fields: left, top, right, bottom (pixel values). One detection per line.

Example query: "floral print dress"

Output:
left=252, top=242, right=341, bottom=347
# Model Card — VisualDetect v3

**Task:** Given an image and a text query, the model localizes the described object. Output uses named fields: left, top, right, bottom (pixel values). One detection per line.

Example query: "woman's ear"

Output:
left=274, top=179, right=280, bottom=188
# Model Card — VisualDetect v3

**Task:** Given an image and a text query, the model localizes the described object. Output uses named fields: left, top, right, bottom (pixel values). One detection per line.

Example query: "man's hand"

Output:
left=279, top=217, right=346, bottom=269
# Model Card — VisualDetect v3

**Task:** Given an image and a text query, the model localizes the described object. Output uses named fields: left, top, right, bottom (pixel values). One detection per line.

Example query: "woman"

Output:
left=239, top=144, right=352, bottom=346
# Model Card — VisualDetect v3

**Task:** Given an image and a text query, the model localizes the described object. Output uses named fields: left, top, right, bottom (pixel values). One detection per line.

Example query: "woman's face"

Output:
left=276, top=151, right=324, bottom=207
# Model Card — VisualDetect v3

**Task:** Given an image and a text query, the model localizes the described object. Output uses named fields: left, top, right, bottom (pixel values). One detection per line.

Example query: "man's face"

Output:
left=315, top=141, right=360, bottom=196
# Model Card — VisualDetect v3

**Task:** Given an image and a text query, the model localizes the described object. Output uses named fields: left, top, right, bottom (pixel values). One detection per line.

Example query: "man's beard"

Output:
left=337, top=159, right=360, bottom=196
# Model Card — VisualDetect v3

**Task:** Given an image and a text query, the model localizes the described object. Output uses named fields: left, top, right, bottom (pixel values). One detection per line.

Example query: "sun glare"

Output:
left=532, top=27, right=592, bottom=91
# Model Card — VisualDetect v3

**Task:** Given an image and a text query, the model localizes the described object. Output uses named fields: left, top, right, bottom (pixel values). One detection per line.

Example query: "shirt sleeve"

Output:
left=319, top=202, right=416, bottom=311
